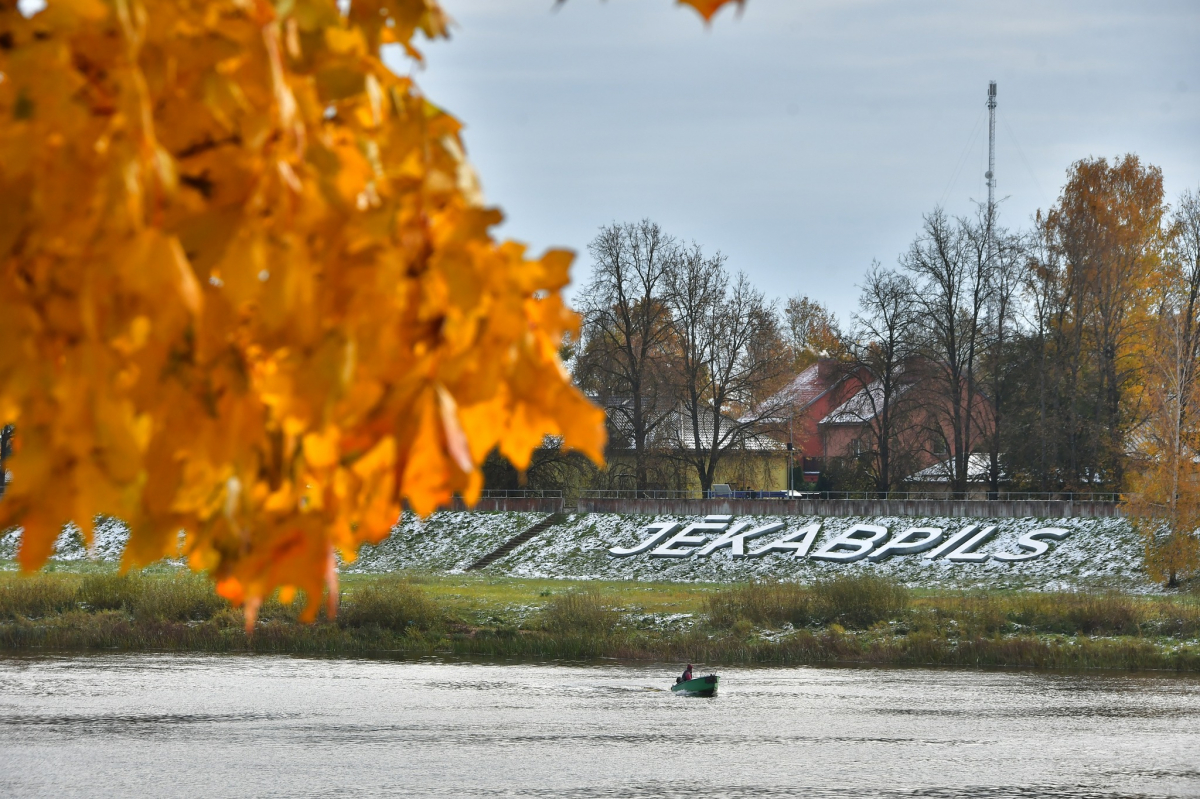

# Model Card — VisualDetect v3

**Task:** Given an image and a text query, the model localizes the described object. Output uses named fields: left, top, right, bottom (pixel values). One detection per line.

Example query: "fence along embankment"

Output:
left=575, top=498, right=1123, bottom=518
left=431, top=497, right=565, bottom=514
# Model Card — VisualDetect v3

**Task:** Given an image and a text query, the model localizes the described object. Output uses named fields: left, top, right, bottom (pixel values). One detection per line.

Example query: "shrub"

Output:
left=812, top=574, right=909, bottom=629
left=131, top=571, right=226, bottom=622
left=1153, top=600, right=1200, bottom=638
left=1063, top=593, right=1141, bottom=636
left=1008, top=592, right=1143, bottom=636
left=79, top=572, right=143, bottom=612
left=0, top=573, right=81, bottom=619
left=538, top=589, right=618, bottom=635
left=942, top=594, right=1008, bottom=637
left=705, top=581, right=813, bottom=629
left=338, top=580, right=441, bottom=633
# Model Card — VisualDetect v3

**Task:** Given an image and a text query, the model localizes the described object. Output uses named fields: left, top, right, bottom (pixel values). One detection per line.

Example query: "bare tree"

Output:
left=574, top=221, right=678, bottom=492
left=902, top=207, right=995, bottom=495
left=980, top=223, right=1024, bottom=495
left=841, top=263, right=920, bottom=493
left=1165, top=188, right=1200, bottom=429
left=665, top=247, right=791, bottom=492
left=783, top=294, right=843, bottom=369
left=1010, top=218, right=1065, bottom=489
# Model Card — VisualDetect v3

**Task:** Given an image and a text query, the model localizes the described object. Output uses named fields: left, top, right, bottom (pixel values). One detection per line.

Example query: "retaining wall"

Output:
left=575, top=498, right=1123, bottom=518
left=444, top=497, right=565, bottom=514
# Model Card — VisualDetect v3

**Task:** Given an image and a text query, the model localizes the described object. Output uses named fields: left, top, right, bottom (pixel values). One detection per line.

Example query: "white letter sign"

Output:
left=609, top=522, right=679, bottom=557
left=810, top=524, right=889, bottom=562
left=993, top=527, right=1070, bottom=561
left=924, top=524, right=978, bottom=560
left=697, top=521, right=785, bottom=557
left=650, top=520, right=730, bottom=558
left=746, top=523, right=821, bottom=558
left=944, top=525, right=998, bottom=562
left=868, top=527, right=944, bottom=561
left=607, top=517, right=1073, bottom=564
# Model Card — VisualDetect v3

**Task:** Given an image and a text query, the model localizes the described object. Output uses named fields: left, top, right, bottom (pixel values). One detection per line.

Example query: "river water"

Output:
left=1, top=655, right=1199, bottom=798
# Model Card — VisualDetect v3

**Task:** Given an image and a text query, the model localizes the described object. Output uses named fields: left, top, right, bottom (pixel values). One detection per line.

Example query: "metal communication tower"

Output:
left=986, top=81, right=997, bottom=221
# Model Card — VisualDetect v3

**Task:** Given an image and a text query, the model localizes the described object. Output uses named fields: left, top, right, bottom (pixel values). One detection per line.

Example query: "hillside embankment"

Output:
left=2, top=510, right=1196, bottom=671
left=350, top=510, right=1148, bottom=592
left=1, top=510, right=1144, bottom=593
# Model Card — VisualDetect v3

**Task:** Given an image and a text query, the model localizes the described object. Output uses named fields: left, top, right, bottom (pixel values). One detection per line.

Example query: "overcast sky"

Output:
left=385, top=0, right=1199, bottom=322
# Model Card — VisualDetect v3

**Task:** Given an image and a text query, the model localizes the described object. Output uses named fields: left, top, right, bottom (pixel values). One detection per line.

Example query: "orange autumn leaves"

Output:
left=0, top=0, right=605, bottom=622
left=678, top=0, right=744, bottom=21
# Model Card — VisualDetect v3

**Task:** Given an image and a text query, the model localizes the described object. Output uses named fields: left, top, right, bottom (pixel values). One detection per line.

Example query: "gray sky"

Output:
left=388, top=0, right=1200, bottom=322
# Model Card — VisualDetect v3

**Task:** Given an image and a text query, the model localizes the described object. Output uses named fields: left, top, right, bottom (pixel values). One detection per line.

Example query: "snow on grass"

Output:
left=485, top=513, right=1151, bottom=592
left=0, top=517, right=137, bottom=565
left=0, top=511, right=542, bottom=573
left=347, top=510, right=545, bottom=573
left=1, top=511, right=1154, bottom=592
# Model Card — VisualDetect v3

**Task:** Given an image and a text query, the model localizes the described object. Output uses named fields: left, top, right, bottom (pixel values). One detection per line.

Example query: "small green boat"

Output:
left=671, top=674, right=719, bottom=697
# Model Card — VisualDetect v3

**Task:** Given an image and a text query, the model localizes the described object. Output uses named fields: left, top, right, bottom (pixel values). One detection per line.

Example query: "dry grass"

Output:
left=536, top=588, right=619, bottom=634
left=336, top=578, right=443, bottom=632
left=3, top=568, right=1200, bottom=671
left=706, top=581, right=812, bottom=628
left=705, top=574, right=909, bottom=630
left=0, top=570, right=225, bottom=622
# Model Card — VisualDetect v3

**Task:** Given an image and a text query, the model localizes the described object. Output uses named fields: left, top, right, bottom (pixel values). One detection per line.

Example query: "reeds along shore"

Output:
left=2, top=569, right=1200, bottom=671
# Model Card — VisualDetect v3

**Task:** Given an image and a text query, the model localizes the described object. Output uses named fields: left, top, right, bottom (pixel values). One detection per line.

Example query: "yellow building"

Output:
left=596, top=404, right=790, bottom=496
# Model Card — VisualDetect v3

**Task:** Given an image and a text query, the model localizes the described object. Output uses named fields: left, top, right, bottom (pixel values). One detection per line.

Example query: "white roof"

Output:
left=820, top=380, right=913, bottom=425
left=907, top=453, right=1001, bottom=483
left=599, top=399, right=783, bottom=452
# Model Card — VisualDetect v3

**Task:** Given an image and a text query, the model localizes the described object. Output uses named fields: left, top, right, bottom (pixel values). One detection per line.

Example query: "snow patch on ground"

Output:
left=348, top=511, right=545, bottom=573
left=1, top=511, right=1153, bottom=591
left=354, top=512, right=1151, bottom=592
left=0, top=511, right=545, bottom=573
left=0, top=518, right=136, bottom=566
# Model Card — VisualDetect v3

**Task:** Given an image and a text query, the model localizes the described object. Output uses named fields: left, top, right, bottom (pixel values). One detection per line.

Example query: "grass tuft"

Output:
left=705, top=574, right=910, bottom=630
left=3, top=567, right=1200, bottom=672
left=0, top=572, right=82, bottom=619
left=338, top=579, right=442, bottom=633
left=537, top=588, right=619, bottom=634
left=705, top=581, right=811, bottom=628
left=812, top=573, right=910, bottom=629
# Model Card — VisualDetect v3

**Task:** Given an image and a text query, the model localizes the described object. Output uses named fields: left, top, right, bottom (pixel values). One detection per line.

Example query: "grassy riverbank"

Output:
left=3, top=565, right=1200, bottom=672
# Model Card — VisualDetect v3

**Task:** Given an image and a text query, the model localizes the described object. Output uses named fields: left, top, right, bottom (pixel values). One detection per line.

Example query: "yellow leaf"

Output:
left=304, top=428, right=340, bottom=469
left=437, top=385, right=472, bottom=474
left=0, top=0, right=608, bottom=619
left=677, top=0, right=744, bottom=21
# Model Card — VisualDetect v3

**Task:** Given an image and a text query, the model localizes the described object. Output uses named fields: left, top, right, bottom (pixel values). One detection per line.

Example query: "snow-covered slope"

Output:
left=2, top=511, right=1151, bottom=591
left=353, top=512, right=1148, bottom=591
left=0, top=517, right=134, bottom=564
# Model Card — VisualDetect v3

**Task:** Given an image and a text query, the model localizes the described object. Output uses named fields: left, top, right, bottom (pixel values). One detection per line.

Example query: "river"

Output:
left=1, top=655, right=1198, bottom=797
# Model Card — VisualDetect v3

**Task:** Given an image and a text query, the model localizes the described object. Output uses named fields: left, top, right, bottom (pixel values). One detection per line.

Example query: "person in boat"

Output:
left=680, top=664, right=693, bottom=683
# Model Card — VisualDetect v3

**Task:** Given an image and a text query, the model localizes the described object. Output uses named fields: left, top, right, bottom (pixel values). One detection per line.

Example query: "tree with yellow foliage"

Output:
left=0, top=0, right=743, bottom=620
left=1129, top=189, right=1200, bottom=587
left=0, top=0, right=761, bottom=623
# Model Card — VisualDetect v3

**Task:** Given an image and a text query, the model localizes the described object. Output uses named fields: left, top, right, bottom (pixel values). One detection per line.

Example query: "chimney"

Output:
left=817, top=357, right=838, bottom=383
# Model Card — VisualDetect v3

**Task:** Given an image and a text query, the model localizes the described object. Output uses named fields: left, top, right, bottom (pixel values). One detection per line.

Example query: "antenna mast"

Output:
left=986, top=81, right=997, bottom=221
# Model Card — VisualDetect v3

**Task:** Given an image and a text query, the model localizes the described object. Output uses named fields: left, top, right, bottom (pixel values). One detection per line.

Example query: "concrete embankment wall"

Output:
left=445, top=497, right=565, bottom=514
left=576, top=498, right=1123, bottom=519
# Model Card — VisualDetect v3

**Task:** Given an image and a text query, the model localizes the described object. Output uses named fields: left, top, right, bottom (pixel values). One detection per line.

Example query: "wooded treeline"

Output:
left=795, top=156, right=1199, bottom=502
left=482, top=218, right=840, bottom=495
left=568, top=220, right=796, bottom=493
left=483, top=154, right=1200, bottom=583
left=829, top=154, right=1200, bottom=584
